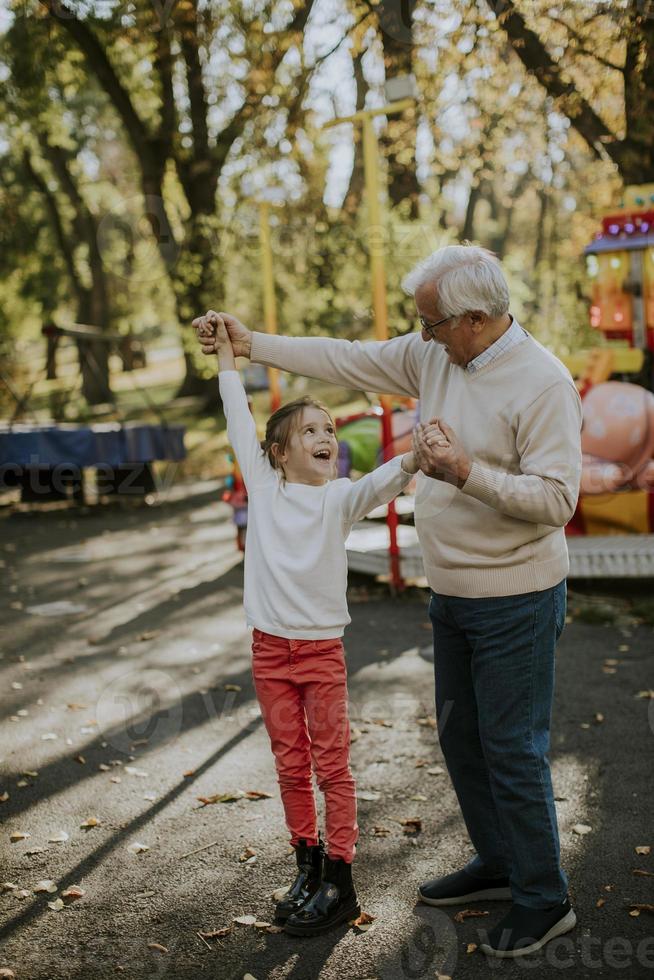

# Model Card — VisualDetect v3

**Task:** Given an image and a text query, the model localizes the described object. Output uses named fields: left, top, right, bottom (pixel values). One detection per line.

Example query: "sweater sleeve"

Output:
left=460, top=381, right=582, bottom=527
left=339, top=455, right=413, bottom=526
left=218, top=371, right=275, bottom=491
left=251, top=331, right=422, bottom=398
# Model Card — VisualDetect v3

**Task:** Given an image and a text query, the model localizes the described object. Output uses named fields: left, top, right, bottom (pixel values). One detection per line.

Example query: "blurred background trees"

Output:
left=0, top=0, right=649, bottom=413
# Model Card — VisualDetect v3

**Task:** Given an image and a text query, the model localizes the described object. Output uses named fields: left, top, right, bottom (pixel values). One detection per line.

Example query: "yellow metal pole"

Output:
left=360, top=114, right=402, bottom=591
left=361, top=114, right=389, bottom=343
left=258, top=201, right=281, bottom=412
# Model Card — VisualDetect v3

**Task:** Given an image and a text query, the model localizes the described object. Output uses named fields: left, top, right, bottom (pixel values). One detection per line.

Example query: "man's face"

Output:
left=415, top=282, right=476, bottom=368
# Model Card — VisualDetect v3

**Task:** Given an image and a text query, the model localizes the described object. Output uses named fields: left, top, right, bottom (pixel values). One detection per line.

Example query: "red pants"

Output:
left=251, top=629, right=358, bottom=863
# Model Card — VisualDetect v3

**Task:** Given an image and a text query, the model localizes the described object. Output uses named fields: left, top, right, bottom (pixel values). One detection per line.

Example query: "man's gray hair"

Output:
left=402, top=244, right=510, bottom=318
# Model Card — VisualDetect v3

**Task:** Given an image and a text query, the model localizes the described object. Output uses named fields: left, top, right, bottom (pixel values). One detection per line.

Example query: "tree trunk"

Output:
left=377, top=0, right=420, bottom=217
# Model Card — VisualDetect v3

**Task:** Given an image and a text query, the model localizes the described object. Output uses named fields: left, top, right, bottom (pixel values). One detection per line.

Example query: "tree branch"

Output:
left=39, top=0, right=162, bottom=177
left=547, top=13, right=624, bottom=73
left=492, top=0, right=619, bottom=163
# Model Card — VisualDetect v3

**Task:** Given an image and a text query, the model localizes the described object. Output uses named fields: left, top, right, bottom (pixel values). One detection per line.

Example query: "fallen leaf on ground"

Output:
left=1, top=883, right=18, bottom=892
left=604, top=658, right=619, bottom=667
left=0, top=968, right=16, bottom=978
left=48, top=832, right=69, bottom=843
left=399, top=818, right=422, bottom=835
left=372, top=826, right=390, bottom=837
left=224, top=684, right=241, bottom=692
left=98, top=764, right=110, bottom=772
left=417, top=717, right=437, bottom=729
left=138, top=631, right=160, bottom=642
left=466, top=943, right=478, bottom=954
left=0, top=792, right=8, bottom=802
left=61, top=886, right=85, bottom=899
left=426, top=766, right=446, bottom=776
left=604, top=884, right=614, bottom=892
left=33, top=880, right=57, bottom=894
left=596, top=898, right=605, bottom=908
left=9, top=832, right=30, bottom=842
left=271, top=885, right=290, bottom=902
left=351, top=911, right=376, bottom=932
left=183, top=770, right=195, bottom=778
left=128, top=842, right=150, bottom=854
left=634, top=690, right=654, bottom=700
left=147, top=943, right=168, bottom=953
left=633, top=869, right=654, bottom=878
left=14, top=890, right=31, bottom=899
left=572, top=824, right=592, bottom=836
left=239, top=847, right=257, bottom=863
left=454, top=909, right=489, bottom=923
left=197, top=792, right=244, bottom=806
left=635, top=846, right=651, bottom=855
left=198, top=927, right=232, bottom=939
left=594, top=713, right=604, bottom=724
left=47, top=898, right=64, bottom=911
left=243, top=974, right=258, bottom=980
left=109, top=777, right=122, bottom=784
left=66, top=703, right=87, bottom=711
left=629, top=904, right=654, bottom=916
left=414, top=759, right=427, bottom=768
left=244, top=790, right=273, bottom=800
left=74, top=756, right=86, bottom=765
left=371, top=719, right=393, bottom=728
left=357, top=791, right=380, bottom=802
left=25, top=847, right=45, bottom=855
left=254, top=921, right=271, bottom=929
left=233, top=914, right=257, bottom=926
left=410, top=794, right=428, bottom=802
left=80, top=818, right=100, bottom=829
left=266, top=925, right=284, bottom=934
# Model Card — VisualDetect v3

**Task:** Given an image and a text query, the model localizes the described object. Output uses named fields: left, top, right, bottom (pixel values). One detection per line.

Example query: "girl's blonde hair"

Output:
left=262, top=397, right=334, bottom=470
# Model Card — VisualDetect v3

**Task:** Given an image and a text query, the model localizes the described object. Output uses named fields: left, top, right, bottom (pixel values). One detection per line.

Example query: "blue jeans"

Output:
left=429, top=580, right=568, bottom=909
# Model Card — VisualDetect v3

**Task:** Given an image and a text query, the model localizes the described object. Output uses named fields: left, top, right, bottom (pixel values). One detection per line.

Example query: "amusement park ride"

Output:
left=224, top=181, right=654, bottom=583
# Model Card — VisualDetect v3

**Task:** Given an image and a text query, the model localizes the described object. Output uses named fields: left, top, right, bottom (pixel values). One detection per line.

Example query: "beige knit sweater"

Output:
left=251, top=329, right=583, bottom=598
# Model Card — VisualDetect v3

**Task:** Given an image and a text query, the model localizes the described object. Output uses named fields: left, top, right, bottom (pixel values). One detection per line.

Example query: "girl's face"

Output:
left=275, top=406, right=338, bottom=485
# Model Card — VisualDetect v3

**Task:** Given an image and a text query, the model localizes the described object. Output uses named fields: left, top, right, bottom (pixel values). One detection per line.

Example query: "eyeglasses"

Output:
left=418, top=314, right=455, bottom=339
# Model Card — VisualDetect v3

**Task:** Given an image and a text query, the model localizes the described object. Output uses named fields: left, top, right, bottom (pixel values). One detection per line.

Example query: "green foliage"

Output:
left=0, top=0, right=650, bottom=413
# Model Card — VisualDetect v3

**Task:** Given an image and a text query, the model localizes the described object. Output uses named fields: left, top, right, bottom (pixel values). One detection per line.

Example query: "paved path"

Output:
left=1, top=487, right=653, bottom=979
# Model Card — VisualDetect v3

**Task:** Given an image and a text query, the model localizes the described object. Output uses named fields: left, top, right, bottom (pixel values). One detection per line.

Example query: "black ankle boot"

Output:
left=275, top=839, right=324, bottom=922
left=283, top=855, right=361, bottom=936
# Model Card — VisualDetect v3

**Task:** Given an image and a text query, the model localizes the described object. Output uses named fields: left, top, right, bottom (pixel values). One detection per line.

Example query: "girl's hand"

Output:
left=194, top=310, right=231, bottom=353
left=413, top=418, right=472, bottom=487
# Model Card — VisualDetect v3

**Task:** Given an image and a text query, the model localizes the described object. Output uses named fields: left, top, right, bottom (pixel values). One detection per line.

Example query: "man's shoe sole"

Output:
left=418, top=885, right=512, bottom=907
left=479, top=908, right=577, bottom=958
left=283, top=899, right=361, bottom=937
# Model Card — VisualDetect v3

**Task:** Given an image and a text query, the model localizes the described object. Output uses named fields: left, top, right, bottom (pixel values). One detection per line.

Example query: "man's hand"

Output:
left=413, top=419, right=472, bottom=487
left=192, top=310, right=252, bottom=359
left=194, top=310, right=236, bottom=370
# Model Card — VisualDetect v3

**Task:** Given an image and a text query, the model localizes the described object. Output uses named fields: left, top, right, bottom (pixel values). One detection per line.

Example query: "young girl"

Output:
left=196, top=311, right=418, bottom=936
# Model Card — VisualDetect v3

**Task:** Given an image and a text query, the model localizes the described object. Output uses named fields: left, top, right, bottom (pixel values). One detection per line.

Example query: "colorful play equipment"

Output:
left=561, top=184, right=654, bottom=544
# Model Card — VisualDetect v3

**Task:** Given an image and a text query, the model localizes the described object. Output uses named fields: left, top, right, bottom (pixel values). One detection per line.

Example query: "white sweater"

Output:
left=250, top=328, right=583, bottom=598
left=219, top=371, right=412, bottom=638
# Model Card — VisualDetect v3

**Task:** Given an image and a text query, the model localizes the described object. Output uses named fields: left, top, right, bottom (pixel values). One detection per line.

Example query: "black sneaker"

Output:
left=479, top=897, right=577, bottom=958
left=283, top=856, right=360, bottom=936
left=418, top=868, right=511, bottom=906
left=274, top=839, right=324, bottom=922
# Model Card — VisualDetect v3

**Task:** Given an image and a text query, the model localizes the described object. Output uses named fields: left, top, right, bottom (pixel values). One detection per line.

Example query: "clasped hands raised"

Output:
left=192, top=308, right=472, bottom=487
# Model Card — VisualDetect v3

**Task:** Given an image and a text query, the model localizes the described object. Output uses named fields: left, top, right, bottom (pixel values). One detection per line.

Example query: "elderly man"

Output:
left=194, top=244, right=582, bottom=958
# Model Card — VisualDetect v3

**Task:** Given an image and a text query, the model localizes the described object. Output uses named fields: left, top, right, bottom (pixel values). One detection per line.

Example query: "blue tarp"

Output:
left=0, top=422, right=186, bottom=468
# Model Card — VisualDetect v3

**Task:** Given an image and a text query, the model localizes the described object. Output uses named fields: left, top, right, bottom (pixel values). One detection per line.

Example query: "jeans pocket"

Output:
left=553, top=580, right=567, bottom=641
